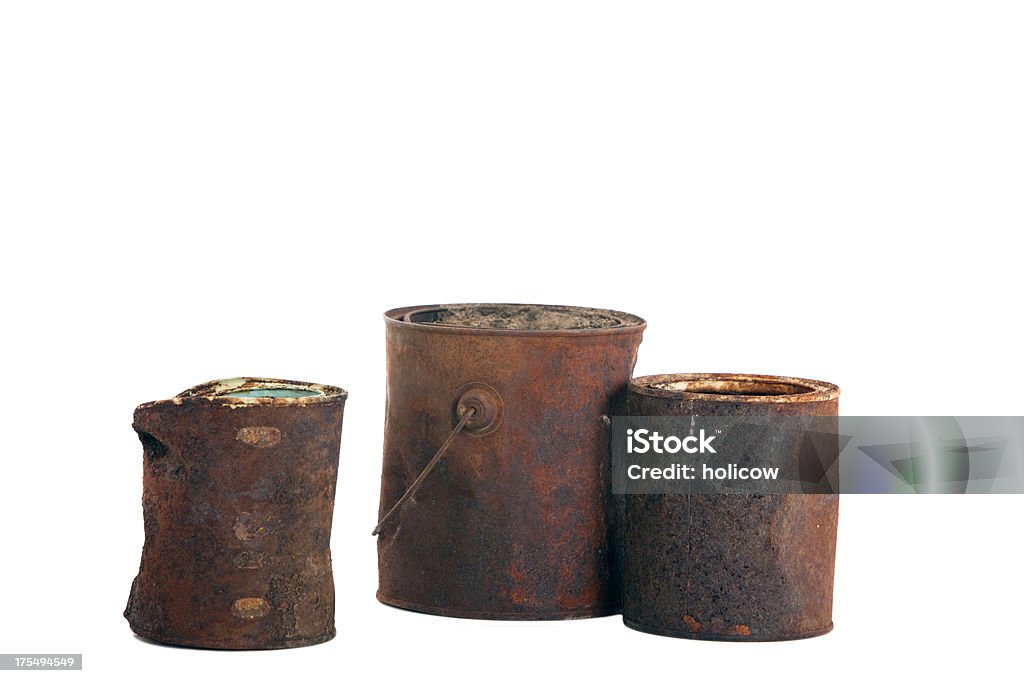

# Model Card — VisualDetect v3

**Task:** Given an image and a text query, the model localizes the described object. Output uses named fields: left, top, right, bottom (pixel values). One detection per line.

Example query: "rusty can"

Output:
left=125, top=378, right=347, bottom=649
left=623, top=373, right=840, bottom=641
left=376, top=304, right=645, bottom=619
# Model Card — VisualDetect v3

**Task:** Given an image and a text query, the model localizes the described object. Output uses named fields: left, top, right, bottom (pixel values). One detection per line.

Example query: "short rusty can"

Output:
left=125, top=378, right=347, bottom=649
left=376, top=304, right=645, bottom=619
left=623, top=373, right=840, bottom=641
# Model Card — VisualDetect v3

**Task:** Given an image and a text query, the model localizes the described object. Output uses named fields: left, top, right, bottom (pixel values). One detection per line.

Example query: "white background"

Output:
left=2, top=1, right=1021, bottom=681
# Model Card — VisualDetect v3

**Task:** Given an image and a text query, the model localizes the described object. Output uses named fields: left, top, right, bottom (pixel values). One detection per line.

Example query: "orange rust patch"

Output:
left=509, top=564, right=528, bottom=604
left=682, top=615, right=702, bottom=632
left=232, top=597, right=271, bottom=619
left=733, top=624, right=751, bottom=636
left=236, top=426, right=282, bottom=448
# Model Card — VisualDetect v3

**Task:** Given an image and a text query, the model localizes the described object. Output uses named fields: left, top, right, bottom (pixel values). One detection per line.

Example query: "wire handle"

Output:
left=372, top=408, right=475, bottom=536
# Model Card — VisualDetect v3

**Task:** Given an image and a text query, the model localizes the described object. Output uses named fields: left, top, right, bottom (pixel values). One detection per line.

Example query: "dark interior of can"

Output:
left=406, top=304, right=628, bottom=330
left=650, top=378, right=816, bottom=397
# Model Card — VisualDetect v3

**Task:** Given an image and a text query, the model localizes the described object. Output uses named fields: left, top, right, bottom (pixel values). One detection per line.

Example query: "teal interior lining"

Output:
left=221, top=388, right=321, bottom=398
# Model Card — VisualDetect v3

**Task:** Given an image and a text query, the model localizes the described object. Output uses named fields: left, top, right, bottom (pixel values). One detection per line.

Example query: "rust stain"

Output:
left=233, top=511, right=280, bottom=541
left=232, top=597, right=271, bottom=620
left=236, top=426, right=282, bottom=448
left=233, top=551, right=266, bottom=570
left=681, top=615, right=702, bottom=632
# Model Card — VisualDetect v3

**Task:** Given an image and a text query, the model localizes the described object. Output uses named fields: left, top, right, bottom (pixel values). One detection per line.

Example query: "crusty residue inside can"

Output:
left=174, top=377, right=339, bottom=401
left=650, top=379, right=815, bottom=396
left=406, top=304, right=627, bottom=330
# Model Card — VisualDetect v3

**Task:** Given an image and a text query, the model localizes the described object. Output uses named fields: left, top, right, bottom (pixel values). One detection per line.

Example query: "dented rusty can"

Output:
left=623, top=373, right=840, bottom=641
left=125, top=378, right=347, bottom=649
left=377, top=304, right=645, bottom=619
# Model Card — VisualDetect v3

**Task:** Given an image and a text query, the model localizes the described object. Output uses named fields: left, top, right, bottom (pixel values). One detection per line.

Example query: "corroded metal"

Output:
left=125, top=378, right=347, bottom=649
left=377, top=304, right=645, bottom=619
left=623, top=373, right=840, bottom=641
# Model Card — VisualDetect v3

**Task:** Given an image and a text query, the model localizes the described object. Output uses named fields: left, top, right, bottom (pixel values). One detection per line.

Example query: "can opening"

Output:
left=650, top=379, right=814, bottom=397
left=221, top=388, right=323, bottom=398
left=631, top=373, right=839, bottom=403
left=171, top=378, right=344, bottom=402
left=404, top=304, right=631, bottom=330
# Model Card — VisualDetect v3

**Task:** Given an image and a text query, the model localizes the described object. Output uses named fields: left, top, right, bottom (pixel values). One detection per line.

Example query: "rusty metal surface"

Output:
left=377, top=303, right=645, bottom=619
left=125, top=378, right=347, bottom=649
left=623, top=373, right=840, bottom=641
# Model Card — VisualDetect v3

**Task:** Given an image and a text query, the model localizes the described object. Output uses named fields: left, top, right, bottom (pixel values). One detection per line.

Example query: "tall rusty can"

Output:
left=376, top=304, right=645, bottom=619
left=623, top=373, right=840, bottom=641
left=126, top=378, right=347, bottom=649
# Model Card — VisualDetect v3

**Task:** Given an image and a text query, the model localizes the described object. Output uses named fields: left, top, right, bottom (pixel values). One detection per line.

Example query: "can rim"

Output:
left=630, top=373, right=839, bottom=403
left=137, top=377, right=348, bottom=410
left=385, top=303, right=646, bottom=337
